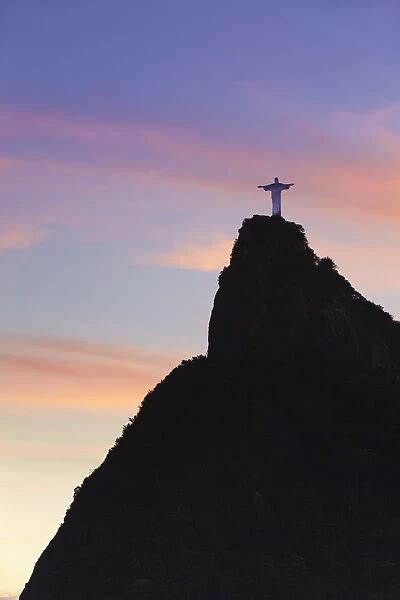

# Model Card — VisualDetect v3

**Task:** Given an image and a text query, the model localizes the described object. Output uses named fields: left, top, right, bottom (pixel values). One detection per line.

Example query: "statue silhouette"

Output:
left=258, top=177, right=294, bottom=216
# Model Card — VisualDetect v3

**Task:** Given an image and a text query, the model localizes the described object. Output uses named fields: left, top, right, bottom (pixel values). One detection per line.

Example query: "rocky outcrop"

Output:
left=209, top=216, right=398, bottom=369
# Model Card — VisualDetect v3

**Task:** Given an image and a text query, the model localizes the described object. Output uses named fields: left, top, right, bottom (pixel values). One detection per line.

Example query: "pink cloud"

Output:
left=1, top=334, right=172, bottom=363
left=0, top=225, right=48, bottom=254
left=0, top=157, right=19, bottom=170
left=2, top=103, right=400, bottom=238
left=147, top=236, right=233, bottom=271
left=146, top=231, right=400, bottom=312
left=0, top=335, right=184, bottom=410
left=0, top=106, right=268, bottom=177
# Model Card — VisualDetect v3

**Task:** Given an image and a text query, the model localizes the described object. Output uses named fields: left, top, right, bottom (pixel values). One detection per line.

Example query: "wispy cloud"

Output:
left=0, top=335, right=184, bottom=410
left=147, top=236, right=233, bottom=271
left=0, top=157, right=19, bottom=170
left=0, top=106, right=268, bottom=182
left=2, top=102, right=400, bottom=254
left=146, top=229, right=400, bottom=306
left=0, top=225, right=48, bottom=254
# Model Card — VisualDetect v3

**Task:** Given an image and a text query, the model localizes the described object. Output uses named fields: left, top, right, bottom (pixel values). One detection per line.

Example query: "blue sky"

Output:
left=2, top=1, right=400, bottom=595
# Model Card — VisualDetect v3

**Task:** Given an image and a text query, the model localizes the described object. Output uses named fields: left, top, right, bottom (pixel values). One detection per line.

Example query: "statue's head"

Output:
left=274, top=177, right=279, bottom=183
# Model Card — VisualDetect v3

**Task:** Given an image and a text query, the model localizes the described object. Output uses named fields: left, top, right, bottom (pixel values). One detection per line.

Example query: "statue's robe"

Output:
left=268, top=183, right=291, bottom=216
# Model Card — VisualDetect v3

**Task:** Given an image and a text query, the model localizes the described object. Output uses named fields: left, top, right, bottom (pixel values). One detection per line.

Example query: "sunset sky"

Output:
left=2, top=1, right=400, bottom=596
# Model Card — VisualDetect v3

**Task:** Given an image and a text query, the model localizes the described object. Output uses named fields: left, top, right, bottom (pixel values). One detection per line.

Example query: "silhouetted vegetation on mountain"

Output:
left=21, top=216, right=400, bottom=599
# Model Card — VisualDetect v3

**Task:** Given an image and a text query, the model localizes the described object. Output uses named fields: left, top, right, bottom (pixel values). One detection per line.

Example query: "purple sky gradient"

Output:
left=2, top=1, right=400, bottom=595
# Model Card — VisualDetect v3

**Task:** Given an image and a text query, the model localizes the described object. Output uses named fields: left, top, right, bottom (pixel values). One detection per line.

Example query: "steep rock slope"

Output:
left=21, top=216, right=400, bottom=599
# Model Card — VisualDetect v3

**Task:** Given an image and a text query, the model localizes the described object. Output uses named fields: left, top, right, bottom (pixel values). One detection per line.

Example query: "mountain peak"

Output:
left=208, top=215, right=315, bottom=358
left=20, top=214, right=400, bottom=600
left=208, top=215, right=397, bottom=371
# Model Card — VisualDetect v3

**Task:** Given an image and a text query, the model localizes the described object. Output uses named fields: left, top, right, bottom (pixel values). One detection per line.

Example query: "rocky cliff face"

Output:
left=21, top=216, right=400, bottom=600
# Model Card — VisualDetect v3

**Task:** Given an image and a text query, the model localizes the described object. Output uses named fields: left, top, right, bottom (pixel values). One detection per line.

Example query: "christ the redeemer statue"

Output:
left=258, top=177, right=294, bottom=216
